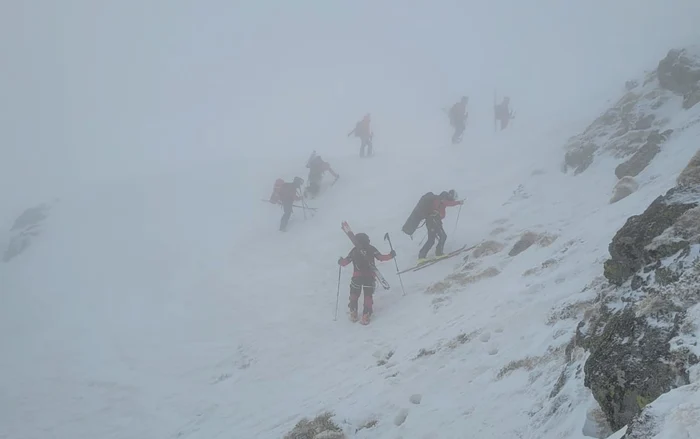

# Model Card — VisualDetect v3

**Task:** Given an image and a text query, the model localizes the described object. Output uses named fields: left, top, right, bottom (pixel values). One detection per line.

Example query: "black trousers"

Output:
left=279, top=199, right=293, bottom=231
left=419, top=216, right=446, bottom=259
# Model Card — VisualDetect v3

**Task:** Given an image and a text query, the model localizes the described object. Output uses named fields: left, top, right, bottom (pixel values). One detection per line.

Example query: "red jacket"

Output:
left=432, top=199, right=461, bottom=219
left=339, top=245, right=393, bottom=277
left=269, top=179, right=301, bottom=204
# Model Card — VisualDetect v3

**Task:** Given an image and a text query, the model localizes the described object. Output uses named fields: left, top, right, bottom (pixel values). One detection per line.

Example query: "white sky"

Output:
left=1, top=0, right=699, bottom=216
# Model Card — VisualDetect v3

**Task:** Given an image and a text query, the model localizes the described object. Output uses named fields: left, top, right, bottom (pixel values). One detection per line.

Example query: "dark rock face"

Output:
left=657, top=48, right=700, bottom=110
left=614, top=130, right=673, bottom=179
left=583, top=307, right=681, bottom=432
left=657, top=48, right=700, bottom=96
left=564, top=142, right=597, bottom=175
left=3, top=204, right=51, bottom=262
left=603, top=187, right=698, bottom=286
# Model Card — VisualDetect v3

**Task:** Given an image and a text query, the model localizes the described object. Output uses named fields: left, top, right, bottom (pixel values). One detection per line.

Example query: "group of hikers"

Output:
left=266, top=97, right=513, bottom=324
left=448, top=94, right=515, bottom=143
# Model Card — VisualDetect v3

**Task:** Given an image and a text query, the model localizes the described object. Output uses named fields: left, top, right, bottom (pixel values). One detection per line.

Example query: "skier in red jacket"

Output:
left=419, top=190, right=463, bottom=261
left=269, top=177, right=304, bottom=231
left=338, top=232, right=395, bottom=324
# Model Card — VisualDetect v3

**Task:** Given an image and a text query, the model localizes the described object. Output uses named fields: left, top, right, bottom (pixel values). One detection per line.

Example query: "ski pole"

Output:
left=384, top=233, right=406, bottom=296
left=453, top=203, right=462, bottom=235
left=334, top=265, right=342, bottom=321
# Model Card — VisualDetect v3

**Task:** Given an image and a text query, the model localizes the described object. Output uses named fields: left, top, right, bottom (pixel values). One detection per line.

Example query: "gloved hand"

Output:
left=338, top=257, right=345, bottom=265
left=389, top=250, right=396, bottom=258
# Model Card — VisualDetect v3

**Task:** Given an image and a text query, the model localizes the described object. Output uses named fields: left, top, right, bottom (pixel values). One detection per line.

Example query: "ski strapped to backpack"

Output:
left=341, top=221, right=390, bottom=290
left=401, top=192, right=438, bottom=237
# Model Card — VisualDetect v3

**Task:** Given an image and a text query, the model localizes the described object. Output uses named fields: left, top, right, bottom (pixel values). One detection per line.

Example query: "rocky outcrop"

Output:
left=677, top=148, right=700, bottom=187
left=614, top=129, right=673, bottom=179
left=603, top=187, right=700, bottom=286
left=610, top=176, right=639, bottom=204
left=657, top=47, right=700, bottom=109
left=564, top=47, right=700, bottom=176
left=582, top=149, right=700, bottom=431
left=4, top=203, right=51, bottom=262
left=582, top=307, right=685, bottom=432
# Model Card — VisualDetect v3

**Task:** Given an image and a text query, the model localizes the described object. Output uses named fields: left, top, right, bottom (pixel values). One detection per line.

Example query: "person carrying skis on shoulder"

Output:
left=338, top=232, right=395, bottom=324
left=268, top=177, right=304, bottom=231
left=448, top=96, right=468, bottom=143
left=347, top=113, right=374, bottom=157
left=304, top=151, right=339, bottom=198
left=419, top=190, right=463, bottom=262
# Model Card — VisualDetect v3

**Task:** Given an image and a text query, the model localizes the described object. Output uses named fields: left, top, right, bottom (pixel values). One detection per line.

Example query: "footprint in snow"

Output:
left=494, top=326, right=504, bottom=333
left=479, top=332, right=491, bottom=343
left=409, top=394, right=422, bottom=404
left=394, top=408, right=409, bottom=426
left=488, top=346, right=499, bottom=355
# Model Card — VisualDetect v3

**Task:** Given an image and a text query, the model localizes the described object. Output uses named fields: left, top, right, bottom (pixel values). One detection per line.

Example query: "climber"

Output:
left=448, top=96, right=469, bottom=143
left=338, top=232, right=395, bottom=324
left=269, top=177, right=304, bottom=231
left=495, top=96, right=514, bottom=130
left=304, top=152, right=339, bottom=198
left=348, top=113, right=374, bottom=157
left=417, top=190, right=463, bottom=262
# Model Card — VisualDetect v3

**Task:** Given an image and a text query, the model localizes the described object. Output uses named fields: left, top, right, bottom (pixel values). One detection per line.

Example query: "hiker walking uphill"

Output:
left=347, top=113, right=374, bottom=157
left=268, top=177, right=304, bottom=232
left=448, top=96, right=468, bottom=143
left=494, top=96, right=514, bottom=131
left=304, top=151, right=339, bottom=198
left=402, top=190, right=463, bottom=262
left=338, top=232, right=395, bottom=325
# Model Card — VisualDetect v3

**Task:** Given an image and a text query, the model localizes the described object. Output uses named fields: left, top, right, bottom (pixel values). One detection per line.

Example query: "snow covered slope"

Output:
left=3, top=56, right=700, bottom=439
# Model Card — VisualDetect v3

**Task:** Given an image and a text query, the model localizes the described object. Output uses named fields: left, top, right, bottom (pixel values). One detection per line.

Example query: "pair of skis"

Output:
left=397, top=243, right=477, bottom=275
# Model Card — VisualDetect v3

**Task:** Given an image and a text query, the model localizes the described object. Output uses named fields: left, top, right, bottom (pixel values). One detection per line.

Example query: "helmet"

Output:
left=364, top=113, right=371, bottom=120
left=439, top=191, right=450, bottom=199
left=448, top=189, right=458, bottom=200
left=355, top=233, right=370, bottom=246
left=293, top=177, right=304, bottom=187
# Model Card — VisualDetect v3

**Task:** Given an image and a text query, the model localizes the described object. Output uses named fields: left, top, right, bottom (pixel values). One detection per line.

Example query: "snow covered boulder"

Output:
left=610, top=176, right=639, bottom=204
left=614, top=129, right=673, bottom=179
left=656, top=47, right=700, bottom=109
left=3, top=203, right=51, bottom=262
left=603, top=186, right=700, bottom=287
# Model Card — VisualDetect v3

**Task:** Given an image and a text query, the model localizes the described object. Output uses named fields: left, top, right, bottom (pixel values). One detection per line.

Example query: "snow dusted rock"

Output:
left=582, top=157, right=700, bottom=431
left=471, top=240, right=505, bottom=259
left=614, top=129, right=673, bottom=179
left=564, top=47, right=700, bottom=176
left=677, top=148, right=700, bottom=187
left=283, top=412, right=346, bottom=439
left=610, top=176, right=640, bottom=204
left=603, top=186, right=700, bottom=286
left=622, top=382, right=700, bottom=438
left=3, top=203, right=51, bottom=262
left=508, top=231, right=558, bottom=257
left=656, top=47, right=700, bottom=109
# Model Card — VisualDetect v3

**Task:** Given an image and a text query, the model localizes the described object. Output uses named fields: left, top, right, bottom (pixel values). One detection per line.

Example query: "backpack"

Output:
left=401, top=192, right=437, bottom=236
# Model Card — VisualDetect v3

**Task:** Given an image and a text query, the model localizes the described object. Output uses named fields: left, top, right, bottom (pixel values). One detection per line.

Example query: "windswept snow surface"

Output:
left=3, top=107, right=700, bottom=438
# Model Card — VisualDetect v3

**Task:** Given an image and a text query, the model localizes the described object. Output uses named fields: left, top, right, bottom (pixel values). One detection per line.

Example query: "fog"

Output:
left=1, top=0, right=699, bottom=220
